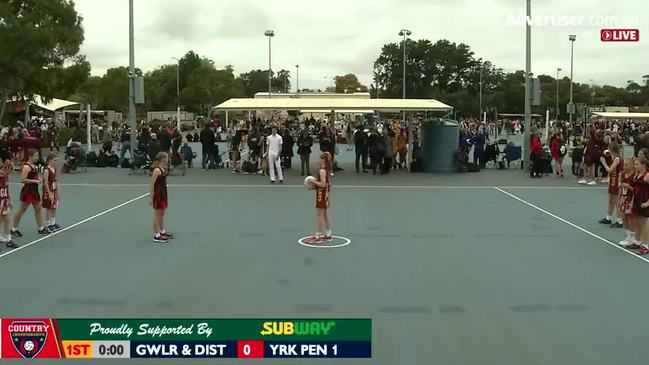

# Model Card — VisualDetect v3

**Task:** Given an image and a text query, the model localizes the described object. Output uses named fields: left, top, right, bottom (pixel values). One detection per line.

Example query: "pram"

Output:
left=167, top=150, right=186, bottom=176
left=128, top=148, right=151, bottom=175
left=483, top=143, right=501, bottom=168
left=63, top=144, right=87, bottom=173
left=503, top=143, right=522, bottom=168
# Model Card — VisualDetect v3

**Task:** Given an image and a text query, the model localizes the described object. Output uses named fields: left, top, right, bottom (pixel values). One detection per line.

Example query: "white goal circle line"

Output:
left=298, top=236, right=351, bottom=249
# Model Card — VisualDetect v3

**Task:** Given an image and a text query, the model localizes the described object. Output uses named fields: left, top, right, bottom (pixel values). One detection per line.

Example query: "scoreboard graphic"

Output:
left=0, top=319, right=371, bottom=359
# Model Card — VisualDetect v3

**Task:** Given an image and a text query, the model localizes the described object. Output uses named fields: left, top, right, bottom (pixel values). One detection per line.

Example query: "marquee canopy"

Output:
left=213, top=98, right=453, bottom=112
left=7, top=94, right=80, bottom=112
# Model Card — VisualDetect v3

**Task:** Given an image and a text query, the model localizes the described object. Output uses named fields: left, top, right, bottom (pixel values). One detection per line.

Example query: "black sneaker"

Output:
left=610, top=222, right=624, bottom=228
left=38, top=227, right=51, bottom=235
left=153, top=235, right=168, bottom=243
left=598, top=218, right=612, bottom=225
left=270, top=180, right=276, bottom=184
left=11, top=229, right=23, bottom=238
left=6, top=240, right=18, bottom=248
left=279, top=180, right=284, bottom=184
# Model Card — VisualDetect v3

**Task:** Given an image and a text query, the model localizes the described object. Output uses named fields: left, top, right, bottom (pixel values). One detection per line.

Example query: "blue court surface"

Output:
left=1, top=162, right=647, bottom=365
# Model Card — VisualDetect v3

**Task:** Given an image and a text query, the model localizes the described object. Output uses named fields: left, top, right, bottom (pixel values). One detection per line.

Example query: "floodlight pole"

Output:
left=265, top=30, right=275, bottom=99
left=128, top=0, right=136, bottom=149
left=569, top=35, right=576, bottom=126
left=556, top=67, right=561, bottom=120
left=523, top=0, right=531, bottom=172
left=399, top=28, right=413, bottom=167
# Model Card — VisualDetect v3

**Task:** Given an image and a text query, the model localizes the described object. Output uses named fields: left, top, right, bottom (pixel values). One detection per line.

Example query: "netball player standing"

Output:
left=150, top=152, right=174, bottom=243
left=42, top=154, right=61, bottom=231
left=305, top=152, right=333, bottom=244
left=631, top=157, right=649, bottom=255
left=599, top=142, right=623, bottom=227
left=12, top=149, right=49, bottom=236
left=0, top=161, right=17, bottom=248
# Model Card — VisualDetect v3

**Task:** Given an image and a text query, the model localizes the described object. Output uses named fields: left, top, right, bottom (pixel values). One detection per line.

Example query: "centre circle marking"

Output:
left=298, top=236, right=351, bottom=249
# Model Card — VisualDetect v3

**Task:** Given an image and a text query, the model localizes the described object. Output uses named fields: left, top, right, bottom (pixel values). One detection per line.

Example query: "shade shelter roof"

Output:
left=592, top=112, right=649, bottom=119
left=213, top=98, right=453, bottom=112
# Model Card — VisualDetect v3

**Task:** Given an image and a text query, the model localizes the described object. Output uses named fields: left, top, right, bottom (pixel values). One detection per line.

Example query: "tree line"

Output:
left=1, top=0, right=647, bottom=123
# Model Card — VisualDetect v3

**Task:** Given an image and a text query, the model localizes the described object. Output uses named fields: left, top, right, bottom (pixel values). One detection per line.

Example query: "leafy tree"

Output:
left=335, top=74, right=367, bottom=93
left=0, top=0, right=84, bottom=121
left=54, top=55, right=91, bottom=100
left=374, top=39, right=483, bottom=102
left=238, top=69, right=291, bottom=96
left=144, top=64, right=178, bottom=111
left=180, top=65, right=244, bottom=114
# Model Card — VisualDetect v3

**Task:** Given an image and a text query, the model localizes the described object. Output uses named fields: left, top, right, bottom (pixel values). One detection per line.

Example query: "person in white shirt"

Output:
left=267, top=126, right=283, bottom=183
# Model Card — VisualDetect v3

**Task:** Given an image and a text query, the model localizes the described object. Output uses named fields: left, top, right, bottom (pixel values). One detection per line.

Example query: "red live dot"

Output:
left=237, top=340, right=264, bottom=358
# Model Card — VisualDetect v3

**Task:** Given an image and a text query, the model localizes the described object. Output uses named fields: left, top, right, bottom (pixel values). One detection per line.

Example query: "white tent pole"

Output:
left=87, top=104, right=92, bottom=151
left=544, top=109, right=550, bottom=142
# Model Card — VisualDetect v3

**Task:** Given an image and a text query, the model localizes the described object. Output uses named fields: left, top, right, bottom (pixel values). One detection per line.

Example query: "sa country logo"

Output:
left=8, top=320, right=49, bottom=358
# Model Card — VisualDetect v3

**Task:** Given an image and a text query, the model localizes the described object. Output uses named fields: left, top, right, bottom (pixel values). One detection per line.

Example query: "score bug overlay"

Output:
left=0, top=319, right=371, bottom=359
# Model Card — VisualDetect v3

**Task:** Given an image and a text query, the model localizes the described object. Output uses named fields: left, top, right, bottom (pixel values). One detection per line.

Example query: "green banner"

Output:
left=56, top=319, right=371, bottom=341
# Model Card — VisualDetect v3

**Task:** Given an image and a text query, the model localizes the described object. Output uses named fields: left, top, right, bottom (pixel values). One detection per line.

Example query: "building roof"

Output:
left=214, top=98, right=453, bottom=112
left=592, top=112, right=649, bottom=119
left=498, top=113, right=543, bottom=118
left=253, top=92, right=370, bottom=99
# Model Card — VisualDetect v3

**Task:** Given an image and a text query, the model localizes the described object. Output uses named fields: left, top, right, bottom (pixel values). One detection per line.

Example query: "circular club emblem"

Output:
left=601, top=30, right=612, bottom=41
left=298, top=236, right=351, bottom=249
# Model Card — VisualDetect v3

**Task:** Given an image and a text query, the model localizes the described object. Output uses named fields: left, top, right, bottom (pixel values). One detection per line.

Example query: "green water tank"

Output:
left=421, top=119, right=460, bottom=173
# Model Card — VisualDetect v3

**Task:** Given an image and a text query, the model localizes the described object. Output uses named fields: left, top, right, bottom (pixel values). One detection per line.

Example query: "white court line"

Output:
left=0, top=193, right=149, bottom=259
left=494, top=187, right=649, bottom=265
left=6, top=182, right=607, bottom=190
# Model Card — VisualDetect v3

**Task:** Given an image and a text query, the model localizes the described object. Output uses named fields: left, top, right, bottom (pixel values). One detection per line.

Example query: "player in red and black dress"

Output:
left=618, top=157, right=636, bottom=248
left=549, top=126, right=565, bottom=178
left=0, top=161, right=17, bottom=248
left=12, top=149, right=49, bottom=236
left=599, top=142, right=623, bottom=227
left=631, top=157, right=649, bottom=255
left=42, top=153, right=61, bottom=232
left=150, top=152, right=173, bottom=243
left=305, top=152, right=333, bottom=244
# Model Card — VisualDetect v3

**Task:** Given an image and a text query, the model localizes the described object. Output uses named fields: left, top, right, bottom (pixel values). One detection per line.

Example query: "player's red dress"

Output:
left=0, top=175, right=11, bottom=215
left=41, top=167, right=58, bottom=209
left=632, top=172, right=649, bottom=217
left=608, top=157, right=622, bottom=195
left=152, top=167, right=168, bottom=210
left=315, top=170, right=331, bottom=209
left=619, top=172, right=633, bottom=215
left=19, top=163, right=40, bottom=204
left=549, top=135, right=564, bottom=161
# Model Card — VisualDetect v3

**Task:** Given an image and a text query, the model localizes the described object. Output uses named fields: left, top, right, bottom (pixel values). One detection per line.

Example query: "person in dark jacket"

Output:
left=280, top=129, right=294, bottom=169
left=367, top=127, right=383, bottom=175
left=382, top=127, right=393, bottom=175
left=354, top=127, right=368, bottom=173
left=118, top=124, right=131, bottom=167
left=158, top=126, right=172, bottom=154
left=319, top=126, right=335, bottom=155
left=472, top=126, right=488, bottom=168
left=147, top=133, right=162, bottom=161
left=200, top=124, right=216, bottom=170
left=297, top=129, right=313, bottom=176
left=319, top=126, right=336, bottom=172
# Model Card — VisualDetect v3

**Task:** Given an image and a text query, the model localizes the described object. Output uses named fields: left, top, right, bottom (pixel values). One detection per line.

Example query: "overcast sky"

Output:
left=74, top=0, right=647, bottom=90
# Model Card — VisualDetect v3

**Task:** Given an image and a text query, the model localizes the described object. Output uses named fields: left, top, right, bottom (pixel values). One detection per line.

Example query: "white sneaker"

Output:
left=587, top=181, right=597, bottom=186
left=619, top=239, right=631, bottom=247
left=577, top=179, right=587, bottom=184
left=601, top=178, right=608, bottom=183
